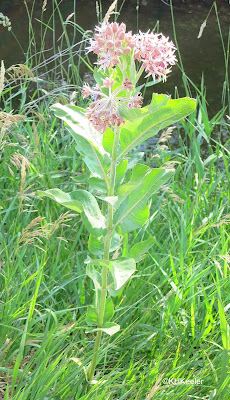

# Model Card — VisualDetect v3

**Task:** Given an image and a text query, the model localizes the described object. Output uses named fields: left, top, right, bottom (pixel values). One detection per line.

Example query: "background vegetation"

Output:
left=0, top=1, right=229, bottom=399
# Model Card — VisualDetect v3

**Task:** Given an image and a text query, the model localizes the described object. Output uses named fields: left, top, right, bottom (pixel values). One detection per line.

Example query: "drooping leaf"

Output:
left=86, top=297, right=114, bottom=326
left=119, top=94, right=169, bottom=122
left=85, top=322, right=120, bottom=336
left=100, top=196, right=118, bottom=207
left=118, top=97, right=196, bottom=159
left=86, top=257, right=136, bottom=296
left=102, top=127, right=114, bottom=155
left=88, top=232, right=120, bottom=256
left=38, top=188, right=106, bottom=237
left=51, top=103, right=106, bottom=155
left=128, top=236, right=155, bottom=262
left=115, top=160, right=128, bottom=189
left=51, top=104, right=110, bottom=186
left=108, top=258, right=136, bottom=292
left=86, top=305, right=98, bottom=326
left=86, top=263, right=102, bottom=289
left=104, top=297, right=114, bottom=323
left=114, top=165, right=174, bottom=234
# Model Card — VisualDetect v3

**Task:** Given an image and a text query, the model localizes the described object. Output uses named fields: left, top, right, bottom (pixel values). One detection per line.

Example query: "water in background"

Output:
left=0, top=0, right=229, bottom=115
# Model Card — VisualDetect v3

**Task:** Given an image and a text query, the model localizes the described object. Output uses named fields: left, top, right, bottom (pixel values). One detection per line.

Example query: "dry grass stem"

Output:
left=5, top=64, right=34, bottom=83
left=145, top=374, right=164, bottom=399
left=104, top=0, right=119, bottom=23
left=0, top=60, right=5, bottom=99
left=42, top=0, right=47, bottom=12
left=18, top=213, right=76, bottom=250
left=158, top=126, right=175, bottom=144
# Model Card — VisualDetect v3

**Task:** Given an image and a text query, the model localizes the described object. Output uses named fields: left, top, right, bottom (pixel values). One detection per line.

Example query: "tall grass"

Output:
left=0, top=0, right=230, bottom=398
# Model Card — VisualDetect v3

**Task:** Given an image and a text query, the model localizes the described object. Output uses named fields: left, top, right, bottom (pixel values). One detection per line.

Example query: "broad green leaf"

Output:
left=101, top=196, right=118, bottom=206
left=86, top=298, right=114, bottom=326
left=118, top=97, right=196, bottom=159
left=116, top=164, right=149, bottom=205
left=51, top=103, right=110, bottom=185
left=38, top=188, right=106, bottom=237
left=104, top=297, right=114, bottom=323
left=88, top=232, right=120, bottom=256
left=94, top=68, right=108, bottom=89
left=126, top=151, right=145, bottom=170
left=114, top=166, right=174, bottom=234
left=51, top=103, right=106, bottom=155
left=87, top=257, right=136, bottom=295
left=73, top=132, right=109, bottom=183
left=119, top=94, right=169, bottom=122
left=86, top=305, right=98, bottom=326
left=102, top=127, right=114, bottom=155
left=86, top=263, right=102, bottom=289
left=115, top=160, right=128, bottom=189
left=148, top=93, right=170, bottom=111
left=71, top=172, right=91, bottom=183
left=128, top=236, right=155, bottom=262
left=88, top=177, right=108, bottom=193
left=85, top=322, right=120, bottom=336
left=108, top=258, right=136, bottom=294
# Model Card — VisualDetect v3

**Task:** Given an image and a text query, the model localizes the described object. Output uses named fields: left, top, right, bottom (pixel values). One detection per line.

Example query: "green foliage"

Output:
left=38, top=188, right=106, bottom=237
left=119, top=96, right=196, bottom=158
left=86, top=257, right=136, bottom=295
left=1, top=1, right=230, bottom=398
left=88, top=232, right=120, bottom=256
left=114, top=165, right=174, bottom=234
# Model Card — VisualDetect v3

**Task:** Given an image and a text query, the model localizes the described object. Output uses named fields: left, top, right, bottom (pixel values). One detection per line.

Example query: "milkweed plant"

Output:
left=39, top=21, right=196, bottom=383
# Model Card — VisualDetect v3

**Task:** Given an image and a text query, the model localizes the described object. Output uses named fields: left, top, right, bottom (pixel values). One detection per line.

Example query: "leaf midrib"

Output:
left=114, top=170, right=173, bottom=229
left=118, top=104, right=190, bottom=160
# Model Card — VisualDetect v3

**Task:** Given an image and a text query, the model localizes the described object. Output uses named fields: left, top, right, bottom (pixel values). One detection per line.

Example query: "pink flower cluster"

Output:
left=82, top=79, right=143, bottom=133
left=87, top=22, right=134, bottom=70
left=82, top=22, right=177, bottom=133
left=133, top=31, right=177, bottom=81
left=87, top=22, right=177, bottom=80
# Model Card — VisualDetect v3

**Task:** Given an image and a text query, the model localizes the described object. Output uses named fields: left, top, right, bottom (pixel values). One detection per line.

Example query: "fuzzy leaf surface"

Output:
left=114, top=165, right=174, bottom=234
left=128, top=236, right=155, bottom=262
left=85, top=322, right=120, bottom=336
left=86, top=257, right=136, bottom=295
left=119, top=97, right=196, bottom=158
left=51, top=104, right=110, bottom=185
left=88, top=232, right=120, bottom=256
left=38, top=188, right=106, bottom=237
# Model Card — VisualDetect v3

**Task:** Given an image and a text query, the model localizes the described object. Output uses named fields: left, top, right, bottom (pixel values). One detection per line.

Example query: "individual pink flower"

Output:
left=128, top=92, right=143, bottom=108
left=102, top=77, right=115, bottom=88
left=82, top=83, right=91, bottom=98
left=134, top=31, right=177, bottom=81
left=87, top=22, right=135, bottom=71
left=122, top=78, right=133, bottom=91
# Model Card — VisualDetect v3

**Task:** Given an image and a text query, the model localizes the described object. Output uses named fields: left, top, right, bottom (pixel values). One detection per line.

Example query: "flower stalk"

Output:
left=87, top=127, right=120, bottom=383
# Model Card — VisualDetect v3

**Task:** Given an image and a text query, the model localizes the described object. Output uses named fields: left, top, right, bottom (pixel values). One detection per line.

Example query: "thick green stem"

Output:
left=87, top=128, right=120, bottom=383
